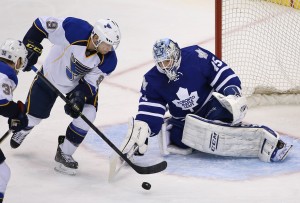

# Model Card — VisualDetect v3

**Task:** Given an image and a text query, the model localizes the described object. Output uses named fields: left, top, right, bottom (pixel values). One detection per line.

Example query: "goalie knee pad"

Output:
left=158, top=121, right=193, bottom=156
left=158, top=122, right=172, bottom=155
left=182, top=114, right=279, bottom=162
left=212, top=92, right=248, bottom=125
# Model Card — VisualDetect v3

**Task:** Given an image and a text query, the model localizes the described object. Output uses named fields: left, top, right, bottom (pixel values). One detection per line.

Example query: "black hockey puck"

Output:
left=142, top=182, right=151, bottom=190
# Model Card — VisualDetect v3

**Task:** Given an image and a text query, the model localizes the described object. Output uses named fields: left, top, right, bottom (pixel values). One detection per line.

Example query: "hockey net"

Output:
left=215, top=0, right=300, bottom=107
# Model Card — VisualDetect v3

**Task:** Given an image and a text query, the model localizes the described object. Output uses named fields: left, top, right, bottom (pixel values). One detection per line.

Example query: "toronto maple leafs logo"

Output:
left=172, top=87, right=199, bottom=112
left=195, top=48, right=208, bottom=59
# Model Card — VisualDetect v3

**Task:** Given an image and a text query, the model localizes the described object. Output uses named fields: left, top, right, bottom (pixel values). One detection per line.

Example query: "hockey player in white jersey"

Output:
left=0, top=39, right=28, bottom=202
left=117, top=38, right=292, bottom=163
left=10, top=16, right=121, bottom=174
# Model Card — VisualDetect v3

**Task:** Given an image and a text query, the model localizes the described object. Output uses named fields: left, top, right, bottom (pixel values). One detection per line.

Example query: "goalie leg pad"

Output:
left=182, top=114, right=279, bottom=162
left=158, top=122, right=192, bottom=156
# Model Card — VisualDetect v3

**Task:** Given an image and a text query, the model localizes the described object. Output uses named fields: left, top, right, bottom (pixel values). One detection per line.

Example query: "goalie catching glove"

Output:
left=119, top=118, right=151, bottom=156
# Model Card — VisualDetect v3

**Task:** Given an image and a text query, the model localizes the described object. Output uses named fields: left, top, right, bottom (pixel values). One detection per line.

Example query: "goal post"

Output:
left=215, top=0, right=300, bottom=106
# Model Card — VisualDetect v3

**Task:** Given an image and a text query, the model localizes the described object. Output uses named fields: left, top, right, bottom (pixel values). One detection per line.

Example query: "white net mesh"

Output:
left=221, top=0, right=300, bottom=98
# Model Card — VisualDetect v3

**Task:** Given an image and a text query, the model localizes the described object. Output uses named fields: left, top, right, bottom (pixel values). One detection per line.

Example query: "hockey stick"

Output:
left=31, top=66, right=167, bottom=175
left=108, top=145, right=138, bottom=181
left=0, top=130, right=12, bottom=144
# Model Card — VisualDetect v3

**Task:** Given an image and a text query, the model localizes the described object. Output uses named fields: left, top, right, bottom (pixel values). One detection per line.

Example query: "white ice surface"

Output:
left=0, top=0, right=300, bottom=202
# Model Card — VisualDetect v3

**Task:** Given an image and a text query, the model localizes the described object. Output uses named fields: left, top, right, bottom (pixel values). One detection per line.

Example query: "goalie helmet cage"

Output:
left=215, top=0, right=300, bottom=107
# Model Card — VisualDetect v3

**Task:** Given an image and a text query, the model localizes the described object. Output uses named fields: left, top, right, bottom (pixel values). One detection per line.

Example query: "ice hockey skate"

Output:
left=54, top=136, right=78, bottom=176
left=271, top=140, right=293, bottom=162
left=10, top=127, right=33, bottom=149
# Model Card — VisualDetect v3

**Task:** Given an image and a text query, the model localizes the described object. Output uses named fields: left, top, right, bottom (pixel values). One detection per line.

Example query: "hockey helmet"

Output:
left=153, top=38, right=181, bottom=81
left=91, top=19, right=121, bottom=50
left=0, top=39, right=28, bottom=72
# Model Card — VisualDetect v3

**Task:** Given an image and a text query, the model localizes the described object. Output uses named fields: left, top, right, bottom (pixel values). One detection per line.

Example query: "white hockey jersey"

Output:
left=32, top=16, right=117, bottom=94
left=0, top=61, right=17, bottom=106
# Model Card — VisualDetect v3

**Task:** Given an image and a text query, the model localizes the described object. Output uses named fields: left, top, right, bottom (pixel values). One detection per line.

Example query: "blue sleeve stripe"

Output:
left=0, top=99, right=10, bottom=106
left=139, top=102, right=166, bottom=110
left=0, top=68, right=18, bottom=85
left=210, top=66, right=229, bottom=87
left=139, top=105, right=165, bottom=116
left=215, top=74, right=237, bottom=91
left=137, top=111, right=164, bottom=118
left=34, top=19, right=48, bottom=38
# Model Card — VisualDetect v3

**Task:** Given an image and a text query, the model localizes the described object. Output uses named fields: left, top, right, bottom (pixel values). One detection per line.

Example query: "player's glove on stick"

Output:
left=120, top=118, right=151, bottom=156
left=8, top=101, right=28, bottom=132
left=64, top=91, right=86, bottom=118
left=23, top=39, right=43, bottom=72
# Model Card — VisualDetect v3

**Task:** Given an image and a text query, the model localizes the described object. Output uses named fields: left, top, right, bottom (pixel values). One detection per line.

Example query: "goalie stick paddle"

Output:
left=0, top=130, right=12, bottom=144
left=108, top=145, right=139, bottom=181
left=31, top=66, right=167, bottom=175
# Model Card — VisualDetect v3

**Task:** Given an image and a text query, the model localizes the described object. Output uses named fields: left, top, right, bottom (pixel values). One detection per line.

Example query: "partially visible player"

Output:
left=0, top=39, right=28, bottom=202
left=117, top=38, right=292, bottom=163
left=10, top=16, right=121, bottom=175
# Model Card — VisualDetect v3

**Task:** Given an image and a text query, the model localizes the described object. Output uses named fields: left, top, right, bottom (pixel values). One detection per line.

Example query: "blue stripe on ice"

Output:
left=84, top=123, right=300, bottom=181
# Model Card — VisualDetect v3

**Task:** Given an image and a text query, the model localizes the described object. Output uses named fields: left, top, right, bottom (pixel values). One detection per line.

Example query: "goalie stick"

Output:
left=108, top=145, right=138, bottom=181
left=0, top=130, right=12, bottom=144
left=31, top=66, right=167, bottom=175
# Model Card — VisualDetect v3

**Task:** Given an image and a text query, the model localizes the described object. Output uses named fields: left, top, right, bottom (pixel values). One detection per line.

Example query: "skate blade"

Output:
left=281, top=145, right=293, bottom=161
left=54, top=163, right=77, bottom=176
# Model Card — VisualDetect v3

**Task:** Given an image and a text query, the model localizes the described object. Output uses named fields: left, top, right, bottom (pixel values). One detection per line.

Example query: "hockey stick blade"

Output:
left=132, top=160, right=167, bottom=174
left=31, top=66, right=167, bottom=175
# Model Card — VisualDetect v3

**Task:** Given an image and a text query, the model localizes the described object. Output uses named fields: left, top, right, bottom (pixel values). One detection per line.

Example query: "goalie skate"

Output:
left=54, top=136, right=78, bottom=176
left=271, top=140, right=293, bottom=162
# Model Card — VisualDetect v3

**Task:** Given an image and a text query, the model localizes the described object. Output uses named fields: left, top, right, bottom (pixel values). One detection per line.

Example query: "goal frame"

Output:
left=214, top=0, right=300, bottom=107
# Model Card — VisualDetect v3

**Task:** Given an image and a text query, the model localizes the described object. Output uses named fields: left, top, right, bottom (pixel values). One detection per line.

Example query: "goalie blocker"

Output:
left=182, top=114, right=292, bottom=162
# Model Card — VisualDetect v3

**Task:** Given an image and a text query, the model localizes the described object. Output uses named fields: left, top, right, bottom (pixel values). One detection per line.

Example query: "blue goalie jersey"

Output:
left=135, top=45, right=241, bottom=135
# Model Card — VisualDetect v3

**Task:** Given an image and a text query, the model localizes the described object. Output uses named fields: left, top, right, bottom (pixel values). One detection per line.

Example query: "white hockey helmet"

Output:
left=91, top=19, right=121, bottom=50
left=0, top=39, right=28, bottom=72
left=153, top=38, right=181, bottom=81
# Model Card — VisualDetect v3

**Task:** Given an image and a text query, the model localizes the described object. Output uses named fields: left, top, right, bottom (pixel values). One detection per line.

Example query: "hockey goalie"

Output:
left=109, top=38, right=292, bottom=179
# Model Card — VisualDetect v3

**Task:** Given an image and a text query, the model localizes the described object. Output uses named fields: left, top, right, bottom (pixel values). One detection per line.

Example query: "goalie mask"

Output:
left=0, top=39, right=28, bottom=72
left=91, top=19, right=121, bottom=50
left=153, top=38, right=181, bottom=81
